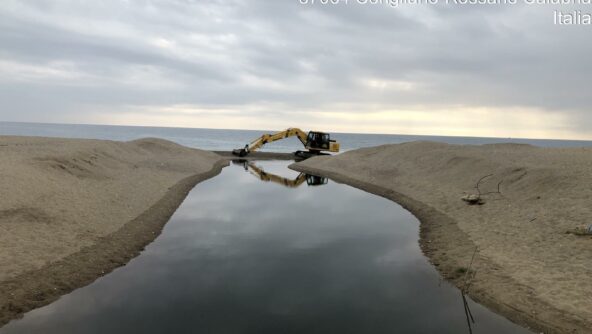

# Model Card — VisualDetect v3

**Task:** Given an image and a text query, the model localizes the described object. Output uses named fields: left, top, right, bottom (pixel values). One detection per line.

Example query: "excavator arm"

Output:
left=248, top=128, right=308, bottom=151
left=245, top=162, right=308, bottom=188
left=239, top=161, right=328, bottom=188
left=233, top=128, right=308, bottom=157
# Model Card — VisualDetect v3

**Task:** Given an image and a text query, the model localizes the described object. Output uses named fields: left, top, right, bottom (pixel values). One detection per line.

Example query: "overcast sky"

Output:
left=0, top=0, right=590, bottom=139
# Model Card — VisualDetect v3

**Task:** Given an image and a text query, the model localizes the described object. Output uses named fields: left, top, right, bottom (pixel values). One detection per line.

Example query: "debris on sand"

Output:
left=566, top=224, right=592, bottom=236
left=461, top=194, right=484, bottom=205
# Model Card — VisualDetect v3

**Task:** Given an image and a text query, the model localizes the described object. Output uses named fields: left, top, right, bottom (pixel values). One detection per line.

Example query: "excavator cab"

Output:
left=305, top=131, right=331, bottom=151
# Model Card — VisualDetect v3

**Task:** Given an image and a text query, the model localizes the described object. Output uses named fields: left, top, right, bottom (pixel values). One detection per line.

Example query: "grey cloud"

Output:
left=0, top=0, right=590, bottom=133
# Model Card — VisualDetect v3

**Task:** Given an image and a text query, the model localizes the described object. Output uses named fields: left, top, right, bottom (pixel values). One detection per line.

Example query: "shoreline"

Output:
left=291, top=142, right=592, bottom=334
left=0, top=160, right=227, bottom=327
left=289, top=163, right=565, bottom=333
left=0, top=137, right=228, bottom=327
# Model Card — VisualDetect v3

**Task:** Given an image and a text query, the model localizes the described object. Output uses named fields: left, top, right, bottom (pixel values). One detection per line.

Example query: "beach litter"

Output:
left=461, top=194, right=484, bottom=205
left=462, top=174, right=504, bottom=206
left=566, top=224, right=592, bottom=236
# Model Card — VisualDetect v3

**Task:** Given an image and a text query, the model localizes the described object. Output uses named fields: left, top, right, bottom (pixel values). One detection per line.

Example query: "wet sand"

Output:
left=0, top=136, right=227, bottom=326
left=292, top=142, right=592, bottom=334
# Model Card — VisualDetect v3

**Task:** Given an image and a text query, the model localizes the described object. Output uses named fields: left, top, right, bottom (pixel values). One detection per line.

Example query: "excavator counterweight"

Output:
left=232, top=128, right=339, bottom=157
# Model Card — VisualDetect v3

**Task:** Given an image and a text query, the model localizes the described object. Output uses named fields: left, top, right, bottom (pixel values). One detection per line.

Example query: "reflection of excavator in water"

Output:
left=235, top=160, right=328, bottom=188
left=232, top=128, right=340, bottom=158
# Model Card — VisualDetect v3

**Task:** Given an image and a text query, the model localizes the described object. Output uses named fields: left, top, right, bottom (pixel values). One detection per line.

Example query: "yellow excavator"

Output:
left=232, top=128, right=340, bottom=158
left=235, top=161, right=328, bottom=187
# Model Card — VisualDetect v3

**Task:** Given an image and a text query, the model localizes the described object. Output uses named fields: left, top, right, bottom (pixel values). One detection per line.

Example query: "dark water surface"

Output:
left=0, top=161, right=531, bottom=334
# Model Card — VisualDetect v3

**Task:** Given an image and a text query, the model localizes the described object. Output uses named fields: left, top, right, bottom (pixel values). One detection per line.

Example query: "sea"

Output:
left=1, top=121, right=591, bottom=152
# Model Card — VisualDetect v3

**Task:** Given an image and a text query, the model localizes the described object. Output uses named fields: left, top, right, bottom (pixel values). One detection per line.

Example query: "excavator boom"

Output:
left=247, top=128, right=308, bottom=152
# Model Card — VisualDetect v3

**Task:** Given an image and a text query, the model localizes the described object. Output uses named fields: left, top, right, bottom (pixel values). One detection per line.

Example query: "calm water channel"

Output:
left=0, top=161, right=531, bottom=334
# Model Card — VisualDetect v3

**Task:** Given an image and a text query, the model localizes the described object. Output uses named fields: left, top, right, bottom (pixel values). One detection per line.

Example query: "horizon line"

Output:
left=1, top=120, right=591, bottom=143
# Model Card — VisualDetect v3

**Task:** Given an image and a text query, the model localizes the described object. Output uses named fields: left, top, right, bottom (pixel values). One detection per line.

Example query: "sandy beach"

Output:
left=0, top=136, right=226, bottom=326
left=2, top=137, right=591, bottom=333
left=292, top=142, right=592, bottom=334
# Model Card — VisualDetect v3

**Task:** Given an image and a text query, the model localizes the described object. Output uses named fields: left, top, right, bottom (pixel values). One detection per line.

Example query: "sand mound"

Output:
left=293, top=141, right=592, bottom=334
left=0, top=136, right=226, bottom=326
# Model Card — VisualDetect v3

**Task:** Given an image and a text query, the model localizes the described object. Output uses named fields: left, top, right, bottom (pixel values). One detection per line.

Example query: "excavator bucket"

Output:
left=232, top=147, right=248, bottom=157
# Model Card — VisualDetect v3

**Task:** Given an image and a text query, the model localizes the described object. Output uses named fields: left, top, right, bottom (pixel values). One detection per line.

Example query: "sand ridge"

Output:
left=0, top=136, right=227, bottom=326
left=292, top=141, right=592, bottom=334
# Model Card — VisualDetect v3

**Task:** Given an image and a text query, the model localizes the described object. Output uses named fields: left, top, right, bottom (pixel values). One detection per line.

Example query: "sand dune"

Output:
left=0, top=136, right=226, bottom=326
left=292, top=141, right=592, bottom=334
